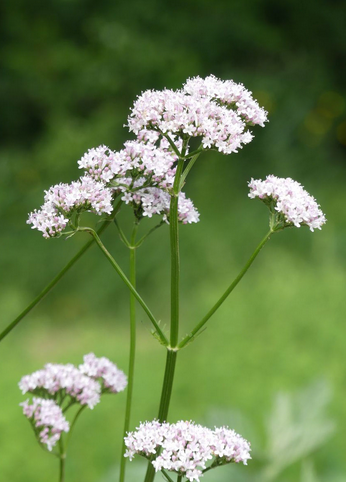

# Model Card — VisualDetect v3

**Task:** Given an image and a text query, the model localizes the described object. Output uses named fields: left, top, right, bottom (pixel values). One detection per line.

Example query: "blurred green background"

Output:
left=1, top=0, right=346, bottom=481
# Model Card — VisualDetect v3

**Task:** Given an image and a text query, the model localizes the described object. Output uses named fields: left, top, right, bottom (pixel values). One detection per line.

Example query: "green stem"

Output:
left=170, top=158, right=184, bottom=347
left=144, top=154, right=185, bottom=482
left=202, top=460, right=221, bottom=474
left=82, top=228, right=168, bottom=346
left=179, top=150, right=202, bottom=189
left=64, top=405, right=86, bottom=452
left=114, top=219, right=131, bottom=248
left=59, top=438, right=66, bottom=482
left=144, top=349, right=178, bottom=482
left=161, top=469, right=175, bottom=482
left=155, top=128, right=182, bottom=158
left=177, top=475, right=183, bottom=482
left=135, top=221, right=165, bottom=248
left=0, top=202, right=122, bottom=343
left=178, top=229, right=273, bottom=349
left=181, top=147, right=204, bottom=159
left=119, top=224, right=138, bottom=482
left=157, top=349, right=178, bottom=421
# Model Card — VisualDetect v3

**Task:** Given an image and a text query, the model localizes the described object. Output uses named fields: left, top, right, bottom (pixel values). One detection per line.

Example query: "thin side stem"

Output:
left=0, top=203, right=122, bottom=343
left=179, top=151, right=202, bottom=189
left=119, top=224, right=138, bottom=482
left=64, top=405, right=86, bottom=452
left=82, top=228, right=168, bottom=346
left=155, top=128, right=181, bottom=157
left=161, top=469, right=175, bottom=482
left=180, top=147, right=204, bottom=159
left=178, top=229, right=273, bottom=349
left=135, top=221, right=165, bottom=248
left=114, top=219, right=131, bottom=248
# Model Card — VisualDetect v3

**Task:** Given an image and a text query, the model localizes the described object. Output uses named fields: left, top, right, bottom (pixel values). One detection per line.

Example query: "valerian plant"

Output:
left=1, top=75, right=326, bottom=482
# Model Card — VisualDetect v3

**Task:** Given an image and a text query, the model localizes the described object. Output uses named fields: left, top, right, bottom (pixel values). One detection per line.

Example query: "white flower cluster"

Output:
left=248, top=175, right=326, bottom=231
left=128, top=75, right=267, bottom=155
left=78, top=141, right=177, bottom=187
left=76, top=141, right=200, bottom=223
left=19, top=363, right=102, bottom=409
left=28, top=75, right=267, bottom=238
left=79, top=353, right=128, bottom=394
left=19, top=353, right=127, bottom=408
left=28, top=140, right=199, bottom=237
left=124, top=420, right=251, bottom=482
left=19, top=354, right=127, bottom=451
left=28, top=177, right=114, bottom=238
left=21, top=398, right=69, bottom=451
left=121, top=180, right=199, bottom=224
left=183, top=75, right=268, bottom=126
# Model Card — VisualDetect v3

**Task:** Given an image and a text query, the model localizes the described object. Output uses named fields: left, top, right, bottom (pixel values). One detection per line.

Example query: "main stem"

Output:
left=144, top=157, right=185, bottom=482
left=119, top=225, right=138, bottom=482
left=170, top=162, right=184, bottom=347
left=178, top=229, right=273, bottom=349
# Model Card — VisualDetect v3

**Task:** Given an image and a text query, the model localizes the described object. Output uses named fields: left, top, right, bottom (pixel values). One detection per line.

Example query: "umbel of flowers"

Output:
left=19, top=354, right=127, bottom=452
left=27, top=75, right=268, bottom=239
left=124, top=420, right=251, bottom=482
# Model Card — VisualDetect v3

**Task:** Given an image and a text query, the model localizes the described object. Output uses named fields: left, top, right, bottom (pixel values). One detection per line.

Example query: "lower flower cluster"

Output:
left=124, top=420, right=251, bottom=482
left=19, top=353, right=127, bottom=451
left=21, top=398, right=69, bottom=451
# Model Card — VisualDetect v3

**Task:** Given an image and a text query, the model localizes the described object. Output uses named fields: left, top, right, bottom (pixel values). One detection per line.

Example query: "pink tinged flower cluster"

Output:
left=124, top=420, right=251, bottom=482
left=21, top=397, right=69, bottom=451
left=183, top=75, right=268, bottom=126
left=29, top=137, right=199, bottom=238
left=79, top=353, right=127, bottom=394
left=19, top=363, right=102, bottom=409
left=121, top=181, right=199, bottom=224
left=78, top=141, right=177, bottom=188
left=248, top=175, right=326, bottom=231
left=128, top=75, right=267, bottom=155
left=78, top=143, right=199, bottom=224
left=27, top=177, right=114, bottom=238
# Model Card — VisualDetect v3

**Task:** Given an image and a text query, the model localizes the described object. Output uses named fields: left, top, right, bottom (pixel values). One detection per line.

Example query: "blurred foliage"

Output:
left=206, top=381, right=338, bottom=482
left=1, top=0, right=346, bottom=481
